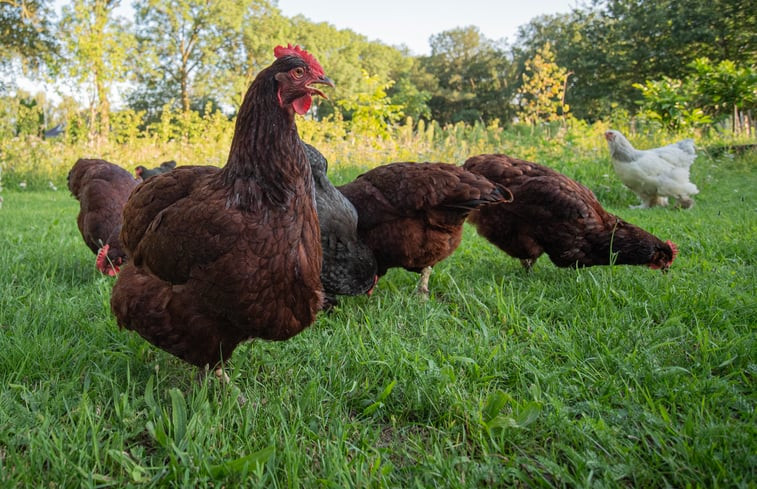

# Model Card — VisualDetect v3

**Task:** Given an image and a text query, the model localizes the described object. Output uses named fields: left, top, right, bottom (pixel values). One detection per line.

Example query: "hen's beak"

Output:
left=308, top=75, right=335, bottom=99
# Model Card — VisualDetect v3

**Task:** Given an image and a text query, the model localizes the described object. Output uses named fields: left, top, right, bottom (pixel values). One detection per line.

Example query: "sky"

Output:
left=276, top=0, right=580, bottom=55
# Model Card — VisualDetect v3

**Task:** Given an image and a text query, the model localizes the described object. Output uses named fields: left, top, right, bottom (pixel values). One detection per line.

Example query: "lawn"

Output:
left=0, top=148, right=755, bottom=487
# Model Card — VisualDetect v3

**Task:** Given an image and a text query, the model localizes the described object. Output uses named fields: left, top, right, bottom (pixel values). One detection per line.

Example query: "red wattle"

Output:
left=292, top=95, right=312, bottom=115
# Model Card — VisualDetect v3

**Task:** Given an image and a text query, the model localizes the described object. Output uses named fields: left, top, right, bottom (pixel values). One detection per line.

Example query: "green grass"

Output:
left=0, top=149, right=755, bottom=488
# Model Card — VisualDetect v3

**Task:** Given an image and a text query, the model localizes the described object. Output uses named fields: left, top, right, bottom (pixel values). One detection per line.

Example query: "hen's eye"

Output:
left=292, top=67, right=305, bottom=79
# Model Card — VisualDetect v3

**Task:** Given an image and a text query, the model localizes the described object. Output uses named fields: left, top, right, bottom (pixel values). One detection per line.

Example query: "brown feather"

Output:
left=110, top=49, right=330, bottom=368
left=338, top=162, right=508, bottom=279
left=463, top=154, right=677, bottom=271
left=67, top=158, right=139, bottom=274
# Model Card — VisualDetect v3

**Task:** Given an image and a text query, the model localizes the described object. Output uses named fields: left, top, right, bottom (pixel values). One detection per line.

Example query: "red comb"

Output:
left=666, top=240, right=678, bottom=260
left=273, top=44, right=324, bottom=76
left=96, top=244, right=119, bottom=276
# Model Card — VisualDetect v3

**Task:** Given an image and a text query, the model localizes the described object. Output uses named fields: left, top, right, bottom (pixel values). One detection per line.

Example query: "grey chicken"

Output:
left=303, top=142, right=377, bottom=307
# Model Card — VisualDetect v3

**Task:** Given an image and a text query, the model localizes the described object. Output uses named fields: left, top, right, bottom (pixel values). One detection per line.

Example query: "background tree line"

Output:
left=1, top=0, right=755, bottom=143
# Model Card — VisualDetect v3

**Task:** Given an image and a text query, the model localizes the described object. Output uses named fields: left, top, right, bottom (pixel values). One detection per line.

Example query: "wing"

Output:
left=509, top=175, right=604, bottom=223
left=646, top=141, right=696, bottom=169
left=337, top=177, right=403, bottom=230
left=371, top=162, right=498, bottom=210
left=339, top=162, right=501, bottom=228
left=121, top=165, right=238, bottom=283
left=464, top=153, right=557, bottom=185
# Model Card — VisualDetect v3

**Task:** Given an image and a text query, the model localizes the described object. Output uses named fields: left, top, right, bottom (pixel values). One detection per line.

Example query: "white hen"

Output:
left=605, top=130, right=699, bottom=209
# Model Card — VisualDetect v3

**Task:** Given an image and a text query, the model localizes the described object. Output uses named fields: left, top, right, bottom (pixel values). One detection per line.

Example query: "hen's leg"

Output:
left=322, top=294, right=339, bottom=311
left=630, top=194, right=653, bottom=209
left=214, top=366, right=230, bottom=384
left=651, top=196, right=668, bottom=207
left=629, top=199, right=648, bottom=209
left=197, top=364, right=230, bottom=384
left=520, top=258, right=536, bottom=271
left=197, top=364, right=247, bottom=405
left=677, top=196, right=694, bottom=209
left=415, top=266, right=432, bottom=298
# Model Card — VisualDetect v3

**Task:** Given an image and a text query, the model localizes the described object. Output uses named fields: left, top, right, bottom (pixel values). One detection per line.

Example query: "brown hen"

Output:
left=110, top=44, right=333, bottom=371
left=463, top=154, right=677, bottom=271
left=337, top=162, right=510, bottom=296
left=67, top=158, right=139, bottom=276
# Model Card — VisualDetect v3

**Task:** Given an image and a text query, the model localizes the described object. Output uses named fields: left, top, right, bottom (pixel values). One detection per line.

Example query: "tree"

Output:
left=232, top=1, right=292, bottom=106
left=513, top=11, right=611, bottom=121
left=513, top=0, right=757, bottom=121
left=337, top=71, right=404, bottom=139
left=15, top=93, right=44, bottom=136
left=128, top=0, right=247, bottom=117
left=388, top=73, right=431, bottom=124
left=517, top=42, right=570, bottom=125
left=633, top=76, right=711, bottom=131
left=0, top=0, right=57, bottom=74
left=59, top=0, right=133, bottom=141
left=421, top=26, right=514, bottom=125
left=689, top=58, right=757, bottom=135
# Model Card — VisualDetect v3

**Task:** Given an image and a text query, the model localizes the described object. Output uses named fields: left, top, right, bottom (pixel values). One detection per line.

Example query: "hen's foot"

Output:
left=198, top=365, right=247, bottom=406
left=415, top=266, right=432, bottom=300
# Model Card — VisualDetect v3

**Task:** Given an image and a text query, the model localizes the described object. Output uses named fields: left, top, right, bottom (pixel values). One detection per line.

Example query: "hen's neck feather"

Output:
left=610, top=135, right=640, bottom=163
left=221, top=70, right=312, bottom=211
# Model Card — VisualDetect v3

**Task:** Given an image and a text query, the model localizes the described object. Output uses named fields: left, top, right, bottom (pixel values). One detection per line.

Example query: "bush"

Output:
left=1, top=106, right=730, bottom=191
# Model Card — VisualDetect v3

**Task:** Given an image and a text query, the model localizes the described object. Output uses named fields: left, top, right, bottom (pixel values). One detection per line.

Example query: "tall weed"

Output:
left=0, top=115, right=749, bottom=190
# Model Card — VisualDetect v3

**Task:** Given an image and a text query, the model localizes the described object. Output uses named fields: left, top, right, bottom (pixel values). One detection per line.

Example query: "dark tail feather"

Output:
left=442, top=184, right=513, bottom=212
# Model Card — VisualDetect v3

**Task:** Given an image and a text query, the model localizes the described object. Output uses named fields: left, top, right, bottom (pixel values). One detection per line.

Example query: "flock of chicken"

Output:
left=67, top=45, right=698, bottom=377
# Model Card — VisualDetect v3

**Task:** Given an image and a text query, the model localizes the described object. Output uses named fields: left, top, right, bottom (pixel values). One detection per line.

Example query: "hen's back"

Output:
left=340, top=162, right=503, bottom=226
left=338, top=162, right=506, bottom=276
left=68, top=158, right=138, bottom=254
left=647, top=139, right=697, bottom=169
left=464, top=154, right=602, bottom=223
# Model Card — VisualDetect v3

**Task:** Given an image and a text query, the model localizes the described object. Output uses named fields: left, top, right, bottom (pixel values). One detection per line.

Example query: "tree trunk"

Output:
left=180, top=36, right=190, bottom=114
left=746, top=111, right=753, bottom=138
left=733, top=104, right=741, bottom=135
left=88, top=98, right=97, bottom=144
left=96, top=76, right=110, bottom=142
left=181, top=71, right=190, bottom=113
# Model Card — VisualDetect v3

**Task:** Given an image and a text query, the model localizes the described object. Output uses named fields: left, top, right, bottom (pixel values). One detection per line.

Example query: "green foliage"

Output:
left=0, top=0, right=58, bottom=72
left=688, top=57, right=757, bottom=134
left=633, top=77, right=712, bottom=131
left=14, top=96, right=45, bottom=137
left=0, top=94, right=15, bottom=139
left=633, top=59, right=757, bottom=134
left=517, top=42, right=570, bottom=125
left=64, top=109, right=88, bottom=145
left=337, top=71, right=404, bottom=140
left=388, top=75, right=431, bottom=123
left=421, top=26, right=514, bottom=125
left=514, top=0, right=756, bottom=121
left=6, top=110, right=746, bottom=191
left=7, top=0, right=756, bottom=134
left=109, top=108, right=146, bottom=145
left=58, top=0, right=135, bottom=141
